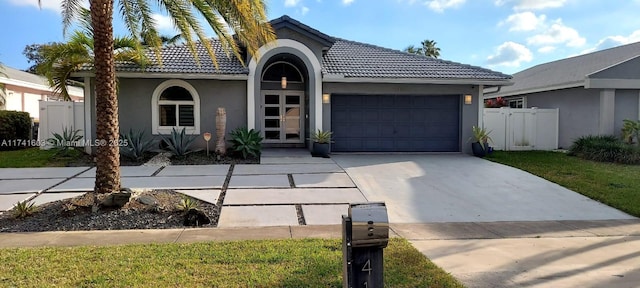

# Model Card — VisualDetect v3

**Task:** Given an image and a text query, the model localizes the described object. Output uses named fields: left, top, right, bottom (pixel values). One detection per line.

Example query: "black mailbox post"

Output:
left=342, top=202, right=389, bottom=288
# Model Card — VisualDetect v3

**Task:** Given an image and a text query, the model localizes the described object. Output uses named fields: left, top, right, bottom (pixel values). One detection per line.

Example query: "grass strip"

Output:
left=0, top=238, right=463, bottom=287
left=487, top=151, right=640, bottom=217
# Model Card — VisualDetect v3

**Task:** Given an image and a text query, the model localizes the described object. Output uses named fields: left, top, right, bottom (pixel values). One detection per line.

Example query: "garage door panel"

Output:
left=393, top=109, right=411, bottom=122
left=379, top=125, right=394, bottom=137
left=332, top=94, right=460, bottom=152
left=380, top=96, right=394, bottom=106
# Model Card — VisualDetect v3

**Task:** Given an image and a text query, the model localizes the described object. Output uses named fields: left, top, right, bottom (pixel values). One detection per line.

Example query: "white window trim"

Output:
left=508, top=97, right=526, bottom=108
left=151, top=79, right=200, bottom=135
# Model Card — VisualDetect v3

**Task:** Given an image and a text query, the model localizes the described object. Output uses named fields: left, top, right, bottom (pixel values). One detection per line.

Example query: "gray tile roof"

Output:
left=495, top=41, right=640, bottom=96
left=81, top=15, right=510, bottom=83
left=113, top=40, right=247, bottom=74
left=323, top=39, right=511, bottom=80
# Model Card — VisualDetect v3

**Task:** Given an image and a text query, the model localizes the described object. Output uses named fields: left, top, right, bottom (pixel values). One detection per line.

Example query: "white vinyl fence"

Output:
left=483, top=107, right=559, bottom=151
left=38, top=101, right=84, bottom=145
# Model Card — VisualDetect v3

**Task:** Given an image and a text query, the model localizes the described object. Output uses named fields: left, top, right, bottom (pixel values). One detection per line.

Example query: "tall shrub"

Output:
left=0, top=111, right=32, bottom=150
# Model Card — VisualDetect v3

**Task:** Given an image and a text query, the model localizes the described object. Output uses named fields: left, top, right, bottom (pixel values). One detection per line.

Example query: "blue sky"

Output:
left=2, top=0, right=640, bottom=74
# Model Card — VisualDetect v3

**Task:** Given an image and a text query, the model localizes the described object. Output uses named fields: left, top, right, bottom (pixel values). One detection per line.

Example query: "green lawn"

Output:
left=0, top=238, right=463, bottom=288
left=487, top=151, right=640, bottom=217
left=0, top=148, right=85, bottom=168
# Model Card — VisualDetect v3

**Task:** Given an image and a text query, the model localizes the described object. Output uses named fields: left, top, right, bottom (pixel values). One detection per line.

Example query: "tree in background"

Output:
left=23, top=43, right=53, bottom=74
left=404, top=39, right=441, bottom=58
left=43, top=0, right=275, bottom=197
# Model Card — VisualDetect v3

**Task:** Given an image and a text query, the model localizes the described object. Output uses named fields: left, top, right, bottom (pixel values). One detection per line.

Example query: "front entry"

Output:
left=262, top=90, right=305, bottom=144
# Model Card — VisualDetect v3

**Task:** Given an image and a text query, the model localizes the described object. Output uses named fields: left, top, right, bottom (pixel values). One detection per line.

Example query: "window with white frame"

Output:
left=151, top=79, right=200, bottom=134
left=508, top=97, right=525, bottom=108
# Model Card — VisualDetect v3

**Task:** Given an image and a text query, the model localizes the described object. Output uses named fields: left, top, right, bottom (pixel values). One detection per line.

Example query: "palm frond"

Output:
left=59, top=0, right=84, bottom=36
left=135, top=0, right=163, bottom=62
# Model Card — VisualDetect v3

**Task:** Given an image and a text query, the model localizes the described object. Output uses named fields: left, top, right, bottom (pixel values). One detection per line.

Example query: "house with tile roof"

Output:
left=485, top=42, right=640, bottom=149
left=0, top=65, right=83, bottom=121
left=75, top=15, right=511, bottom=154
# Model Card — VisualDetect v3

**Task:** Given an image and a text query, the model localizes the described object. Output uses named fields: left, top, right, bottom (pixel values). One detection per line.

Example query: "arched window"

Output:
left=151, top=79, right=200, bottom=134
left=262, top=61, right=303, bottom=83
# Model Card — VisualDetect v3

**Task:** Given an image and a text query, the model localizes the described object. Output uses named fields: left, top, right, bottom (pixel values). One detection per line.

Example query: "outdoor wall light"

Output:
left=322, top=93, right=330, bottom=104
left=281, top=76, right=287, bottom=89
left=464, top=94, right=472, bottom=105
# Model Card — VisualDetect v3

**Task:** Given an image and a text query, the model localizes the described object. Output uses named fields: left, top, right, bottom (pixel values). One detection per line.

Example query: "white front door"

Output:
left=262, top=90, right=304, bottom=143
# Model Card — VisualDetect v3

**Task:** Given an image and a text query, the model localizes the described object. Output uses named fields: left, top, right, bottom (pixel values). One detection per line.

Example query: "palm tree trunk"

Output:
left=91, top=0, right=121, bottom=194
left=215, top=107, right=226, bottom=155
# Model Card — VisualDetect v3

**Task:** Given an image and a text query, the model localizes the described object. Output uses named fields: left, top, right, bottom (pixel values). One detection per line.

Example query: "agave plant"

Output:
left=47, top=127, right=83, bottom=156
left=120, top=128, right=157, bottom=161
left=468, top=126, right=493, bottom=149
left=176, top=196, right=199, bottom=213
left=230, top=127, right=263, bottom=159
left=13, top=200, right=38, bottom=219
left=160, top=127, right=196, bottom=157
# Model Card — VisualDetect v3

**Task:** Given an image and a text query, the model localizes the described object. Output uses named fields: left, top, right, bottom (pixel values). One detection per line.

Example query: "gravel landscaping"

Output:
left=0, top=190, right=219, bottom=232
left=0, top=150, right=259, bottom=233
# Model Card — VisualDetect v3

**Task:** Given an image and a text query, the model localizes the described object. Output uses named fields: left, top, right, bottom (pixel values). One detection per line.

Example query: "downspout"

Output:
left=83, top=77, right=92, bottom=154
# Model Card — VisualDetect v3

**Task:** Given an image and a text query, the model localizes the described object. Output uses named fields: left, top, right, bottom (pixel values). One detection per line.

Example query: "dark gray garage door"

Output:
left=331, top=94, right=460, bottom=152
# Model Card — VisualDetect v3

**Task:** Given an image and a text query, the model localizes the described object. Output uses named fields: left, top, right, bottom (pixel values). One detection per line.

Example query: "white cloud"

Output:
left=500, top=12, right=546, bottom=32
left=152, top=14, right=175, bottom=33
left=284, top=0, right=300, bottom=7
left=425, top=0, right=466, bottom=13
left=495, top=0, right=567, bottom=10
left=487, top=41, right=533, bottom=67
left=343, top=0, right=355, bottom=5
left=538, top=46, right=556, bottom=53
left=301, top=6, right=310, bottom=15
left=581, top=30, right=640, bottom=54
left=526, top=19, right=585, bottom=47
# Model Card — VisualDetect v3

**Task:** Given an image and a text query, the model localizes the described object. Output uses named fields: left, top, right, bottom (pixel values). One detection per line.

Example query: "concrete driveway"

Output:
left=334, top=153, right=640, bottom=287
left=333, top=154, right=633, bottom=223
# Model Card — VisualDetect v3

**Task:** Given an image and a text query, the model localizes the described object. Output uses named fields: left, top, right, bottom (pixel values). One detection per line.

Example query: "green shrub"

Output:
left=569, top=135, right=640, bottom=164
left=230, top=127, right=262, bottom=159
left=120, top=128, right=157, bottom=161
left=160, top=127, right=196, bottom=157
left=0, top=111, right=32, bottom=151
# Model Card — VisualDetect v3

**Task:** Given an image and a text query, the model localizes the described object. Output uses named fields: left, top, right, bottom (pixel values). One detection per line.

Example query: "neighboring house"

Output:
left=0, top=65, right=84, bottom=121
left=75, top=15, right=511, bottom=154
left=485, top=42, right=640, bottom=149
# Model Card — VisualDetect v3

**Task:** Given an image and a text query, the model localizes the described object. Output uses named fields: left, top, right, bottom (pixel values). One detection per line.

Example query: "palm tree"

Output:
left=404, top=45, right=423, bottom=55
left=404, top=39, right=441, bottom=58
left=37, top=30, right=145, bottom=101
left=42, top=0, right=275, bottom=195
left=421, top=39, right=441, bottom=58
